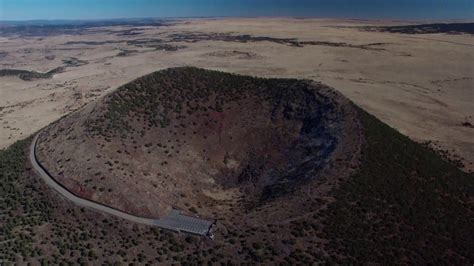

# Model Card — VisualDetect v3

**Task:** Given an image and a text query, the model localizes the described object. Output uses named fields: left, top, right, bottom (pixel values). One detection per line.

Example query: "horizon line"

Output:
left=1, top=16, right=473, bottom=24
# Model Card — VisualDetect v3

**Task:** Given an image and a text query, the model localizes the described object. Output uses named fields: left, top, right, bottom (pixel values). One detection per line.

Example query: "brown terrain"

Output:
left=0, top=18, right=473, bottom=171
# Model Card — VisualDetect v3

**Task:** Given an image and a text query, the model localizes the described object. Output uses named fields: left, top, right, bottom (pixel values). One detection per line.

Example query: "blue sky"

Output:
left=0, top=0, right=473, bottom=21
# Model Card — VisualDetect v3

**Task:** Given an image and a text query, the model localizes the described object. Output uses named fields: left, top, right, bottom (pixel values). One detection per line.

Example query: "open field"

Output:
left=0, top=18, right=473, bottom=172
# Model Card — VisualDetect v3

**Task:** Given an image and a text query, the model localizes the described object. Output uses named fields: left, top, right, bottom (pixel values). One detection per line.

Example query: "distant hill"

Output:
left=364, top=22, right=474, bottom=34
left=0, top=18, right=172, bottom=37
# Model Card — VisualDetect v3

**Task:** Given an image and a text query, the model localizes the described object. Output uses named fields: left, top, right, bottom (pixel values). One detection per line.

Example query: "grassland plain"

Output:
left=1, top=19, right=473, bottom=172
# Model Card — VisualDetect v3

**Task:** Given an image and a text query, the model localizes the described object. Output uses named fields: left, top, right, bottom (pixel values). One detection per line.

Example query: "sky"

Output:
left=0, top=0, right=473, bottom=21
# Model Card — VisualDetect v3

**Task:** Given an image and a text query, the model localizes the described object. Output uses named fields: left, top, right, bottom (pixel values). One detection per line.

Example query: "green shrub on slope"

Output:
left=320, top=108, right=473, bottom=264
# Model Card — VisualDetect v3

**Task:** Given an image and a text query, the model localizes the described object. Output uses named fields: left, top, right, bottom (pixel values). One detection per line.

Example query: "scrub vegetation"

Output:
left=318, top=109, right=474, bottom=264
left=0, top=67, right=63, bottom=81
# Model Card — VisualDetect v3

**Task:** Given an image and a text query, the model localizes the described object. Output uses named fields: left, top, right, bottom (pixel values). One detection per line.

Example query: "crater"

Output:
left=36, top=67, right=362, bottom=219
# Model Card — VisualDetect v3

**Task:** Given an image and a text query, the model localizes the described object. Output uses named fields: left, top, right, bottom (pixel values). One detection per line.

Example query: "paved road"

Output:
left=29, top=133, right=213, bottom=236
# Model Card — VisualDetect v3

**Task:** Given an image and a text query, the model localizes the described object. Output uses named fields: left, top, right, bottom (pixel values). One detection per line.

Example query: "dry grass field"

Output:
left=1, top=18, right=472, bottom=171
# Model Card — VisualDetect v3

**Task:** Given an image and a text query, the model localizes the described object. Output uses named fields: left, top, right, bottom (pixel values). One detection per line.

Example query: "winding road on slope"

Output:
left=29, top=133, right=213, bottom=236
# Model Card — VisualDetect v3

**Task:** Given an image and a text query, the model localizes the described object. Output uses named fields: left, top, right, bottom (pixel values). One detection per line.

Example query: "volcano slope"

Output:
left=3, top=67, right=472, bottom=264
left=36, top=67, right=362, bottom=220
